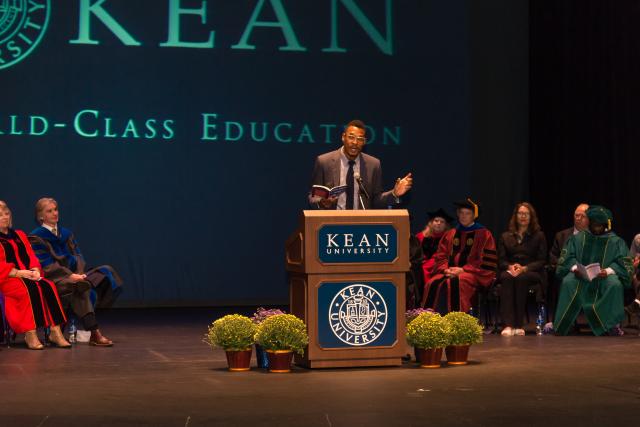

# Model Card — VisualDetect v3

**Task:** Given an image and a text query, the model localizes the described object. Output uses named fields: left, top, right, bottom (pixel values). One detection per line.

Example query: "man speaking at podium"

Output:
left=308, top=119, right=413, bottom=210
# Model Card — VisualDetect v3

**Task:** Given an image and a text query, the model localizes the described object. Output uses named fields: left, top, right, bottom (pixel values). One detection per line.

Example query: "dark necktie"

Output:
left=346, top=160, right=355, bottom=210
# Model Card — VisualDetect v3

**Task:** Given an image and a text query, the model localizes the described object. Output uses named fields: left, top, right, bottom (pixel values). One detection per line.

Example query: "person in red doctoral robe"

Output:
left=421, top=199, right=497, bottom=313
left=416, top=208, right=454, bottom=288
left=0, top=200, right=70, bottom=350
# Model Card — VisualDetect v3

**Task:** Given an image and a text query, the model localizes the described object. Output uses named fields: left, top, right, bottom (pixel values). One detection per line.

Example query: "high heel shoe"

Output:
left=24, top=330, right=44, bottom=350
left=48, top=325, right=71, bottom=348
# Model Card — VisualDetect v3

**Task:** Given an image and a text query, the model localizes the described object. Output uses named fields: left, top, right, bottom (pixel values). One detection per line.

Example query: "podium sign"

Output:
left=286, top=210, right=409, bottom=368
left=317, top=224, right=398, bottom=263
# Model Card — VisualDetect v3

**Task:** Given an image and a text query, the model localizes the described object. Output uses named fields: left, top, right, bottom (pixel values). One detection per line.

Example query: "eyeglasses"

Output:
left=517, top=212, right=530, bottom=217
left=346, top=134, right=366, bottom=144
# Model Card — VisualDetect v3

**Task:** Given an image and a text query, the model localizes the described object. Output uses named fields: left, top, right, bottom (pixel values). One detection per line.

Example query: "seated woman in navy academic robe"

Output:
left=0, top=200, right=71, bottom=350
left=29, top=198, right=123, bottom=345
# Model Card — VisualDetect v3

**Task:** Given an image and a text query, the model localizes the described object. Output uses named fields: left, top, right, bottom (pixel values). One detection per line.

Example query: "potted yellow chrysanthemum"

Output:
left=204, top=314, right=256, bottom=371
left=406, top=312, right=450, bottom=368
left=254, top=314, right=308, bottom=373
left=443, top=311, right=483, bottom=365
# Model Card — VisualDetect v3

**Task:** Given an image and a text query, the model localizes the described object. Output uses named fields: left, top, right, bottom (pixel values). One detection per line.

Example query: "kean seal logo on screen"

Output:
left=0, top=0, right=50, bottom=70
left=329, top=284, right=388, bottom=346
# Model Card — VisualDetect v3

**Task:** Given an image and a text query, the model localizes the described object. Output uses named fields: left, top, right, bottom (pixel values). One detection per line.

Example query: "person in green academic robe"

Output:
left=554, top=206, right=634, bottom=336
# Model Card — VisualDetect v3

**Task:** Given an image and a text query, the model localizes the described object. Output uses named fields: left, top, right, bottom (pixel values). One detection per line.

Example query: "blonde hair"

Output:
left=35, top=197, right=57, bottom=224
left=0, top=200, right=12, bottom=228
left=424, top=217, right=451, bottom=238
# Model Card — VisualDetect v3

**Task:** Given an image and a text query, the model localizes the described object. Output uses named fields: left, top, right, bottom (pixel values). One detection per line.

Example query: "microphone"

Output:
left=353, top=172, right=370, bottom=199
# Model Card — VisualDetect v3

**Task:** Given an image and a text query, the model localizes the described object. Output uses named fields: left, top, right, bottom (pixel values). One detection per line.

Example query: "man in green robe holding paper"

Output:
left=554, top=206, right=634, bottom=336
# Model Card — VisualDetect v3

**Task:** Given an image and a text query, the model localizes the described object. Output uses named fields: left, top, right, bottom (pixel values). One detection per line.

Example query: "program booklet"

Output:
left=576, top=263, right=602, bottom=282
left=310, top=184, right=347, bottom=199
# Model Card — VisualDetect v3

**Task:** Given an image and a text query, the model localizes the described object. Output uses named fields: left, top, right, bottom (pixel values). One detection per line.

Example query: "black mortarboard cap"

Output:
left=427, top=208, right=454, bottom=224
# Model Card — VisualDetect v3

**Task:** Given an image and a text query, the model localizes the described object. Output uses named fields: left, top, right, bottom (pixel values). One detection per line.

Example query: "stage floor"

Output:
left=1, top=308, right=638, bottom=427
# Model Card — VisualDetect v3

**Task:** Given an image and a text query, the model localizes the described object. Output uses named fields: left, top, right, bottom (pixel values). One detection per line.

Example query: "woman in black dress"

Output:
left=498, top=202, right=547, bottom=336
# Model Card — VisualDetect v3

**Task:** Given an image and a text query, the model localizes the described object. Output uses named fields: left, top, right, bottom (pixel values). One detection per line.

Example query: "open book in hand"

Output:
left=311, top=184, right=348, bottom=199
left=576, top=263, right=601, bottom=282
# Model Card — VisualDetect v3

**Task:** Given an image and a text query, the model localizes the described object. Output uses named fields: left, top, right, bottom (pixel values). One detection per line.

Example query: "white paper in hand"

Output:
left=576, top=263, right=601, bottom=282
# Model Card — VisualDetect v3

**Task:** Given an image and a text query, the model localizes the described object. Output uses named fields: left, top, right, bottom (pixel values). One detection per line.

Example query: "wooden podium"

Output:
left=285, top=210, right=410, bottom=368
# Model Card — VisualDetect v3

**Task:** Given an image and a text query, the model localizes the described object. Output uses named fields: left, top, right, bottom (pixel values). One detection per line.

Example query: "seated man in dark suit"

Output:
left=549, top=203, right=590, bottom=270
left=548, top=203, right=589, bottom=317
left=308, top=119, right=412, bottom=210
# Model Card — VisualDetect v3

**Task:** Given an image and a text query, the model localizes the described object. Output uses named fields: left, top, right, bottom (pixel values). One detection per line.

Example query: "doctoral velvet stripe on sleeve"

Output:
left=30, top=226, right=124, bottom=309
left=421, top=224, right=497, bottom=313
left=30, top=226, right=81, bottom=272
left=451, top=223, right=498, bottom=282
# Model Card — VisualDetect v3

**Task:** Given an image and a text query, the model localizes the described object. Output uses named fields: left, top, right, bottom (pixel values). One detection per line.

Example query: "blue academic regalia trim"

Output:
left=30, top=226, right=79, bottom=271
left=456, top=223, right=485, bottom=232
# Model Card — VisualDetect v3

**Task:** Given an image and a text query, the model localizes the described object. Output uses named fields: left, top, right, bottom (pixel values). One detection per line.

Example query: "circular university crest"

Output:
left=329, top=284, right=388, bottom=346
left=0, top=0, right=51, bottom=70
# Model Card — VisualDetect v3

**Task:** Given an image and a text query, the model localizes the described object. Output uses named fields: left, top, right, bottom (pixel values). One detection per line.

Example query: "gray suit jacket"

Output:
left=308, top=149, right=397, bottom=209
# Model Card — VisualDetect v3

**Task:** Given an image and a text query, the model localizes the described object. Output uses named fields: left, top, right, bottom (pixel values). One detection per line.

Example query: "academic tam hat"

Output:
left=586, top=205, right=613, bottom=231
left=453, top=198, right=480, bottom=219
left=427, top=208, right=454, bottom=224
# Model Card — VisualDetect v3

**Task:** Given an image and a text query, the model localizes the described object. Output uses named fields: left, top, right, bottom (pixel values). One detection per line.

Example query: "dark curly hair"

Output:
left=508, top=202, right=541, bottom=234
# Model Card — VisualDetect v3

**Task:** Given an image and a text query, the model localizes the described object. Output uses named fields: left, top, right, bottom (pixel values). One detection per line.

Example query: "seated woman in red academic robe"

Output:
left=0, top=200, right=70, bottom=350
left=416, top=208, right=454, bottom=286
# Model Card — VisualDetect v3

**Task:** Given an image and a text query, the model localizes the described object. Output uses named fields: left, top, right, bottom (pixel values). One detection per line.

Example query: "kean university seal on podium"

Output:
left=0, top=0, right=50, bottom=70
left=329, top=284, right=388, bottom=346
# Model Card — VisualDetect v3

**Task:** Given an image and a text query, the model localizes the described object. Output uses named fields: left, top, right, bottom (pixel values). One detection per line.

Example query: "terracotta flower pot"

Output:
left=445, top=344, right=470, bottom=365
left=225, top=348, right=252, bottom=371
left=266, top=350, right=294, bottom=372
left=415, top=347, right=443, bottom=368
